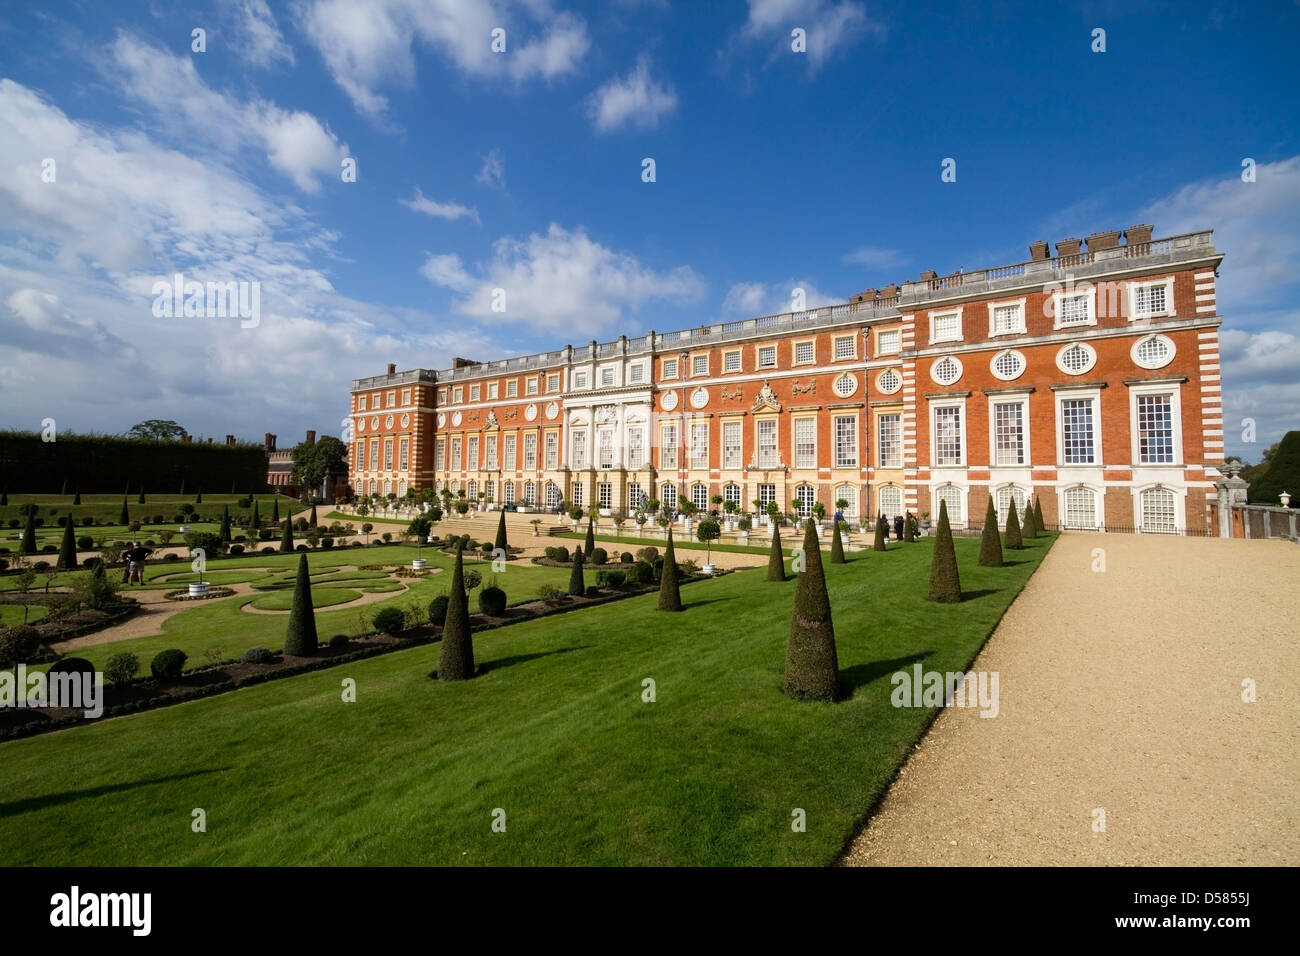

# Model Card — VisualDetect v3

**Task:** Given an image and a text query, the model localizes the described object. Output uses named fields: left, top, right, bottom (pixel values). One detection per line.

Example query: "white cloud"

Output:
left=295, top=0, right=590, bottom=120
left=420, top=223, right=706, bottom=337
left=401, top=189, right=480, bottom=224
left=107, top=33, right=346, bottom=193
left=476, top=149, right=506, bottom=190
left=587, top=57, right=677, bottom=132
left=225, top=0, right=295, bottom=67
left=843, top=245, right=905, bottom=269
left=738, top=0, right=884, bottom=70
left=722, top=279, right=840, bottom=317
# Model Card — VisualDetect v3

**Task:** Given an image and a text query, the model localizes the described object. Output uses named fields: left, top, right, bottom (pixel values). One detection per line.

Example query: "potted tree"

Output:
left=812, top=501, right=827, bottom=536
left=613, top=514, right=626, bottom=537
left=680, top=499, right=698, bottom=534
left=530, top=518, right=542, bottom=537
left=920, top=510, right=932, bottom=533
left=737, top=514, right=753, bottom=544
left=723, top=498, right=739, bottom=531
left=634, top=509, right=648, bottom=536
left=569, top=505, right=584, bottom=531
left=409, top=514, right=433, bottom=569
left=696, top=517, right=721, bottom=574
left=710, top=494, right=724, bottom=518
left=476, top=492, right=487, bottom=512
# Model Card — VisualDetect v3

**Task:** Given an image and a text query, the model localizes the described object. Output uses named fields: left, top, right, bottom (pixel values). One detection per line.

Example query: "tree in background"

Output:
left=1248, top=431, right=1300, bottom=506
left=280, top=512, right=294, bottom=553
left=119, top=497, right=129, bottom=526
left=569, top=546, right=586, bottom=597
left=127, top=420, right=186, bottom=441
left=57, top=514, right=78, bottom=569
left=291, top=436, right=347, bottom=499
left=219, top=505, right=231, bottom=542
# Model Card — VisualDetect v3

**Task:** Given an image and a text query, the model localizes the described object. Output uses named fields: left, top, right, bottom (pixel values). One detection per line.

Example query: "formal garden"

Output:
left=0, top=487, right=1057, bottom=865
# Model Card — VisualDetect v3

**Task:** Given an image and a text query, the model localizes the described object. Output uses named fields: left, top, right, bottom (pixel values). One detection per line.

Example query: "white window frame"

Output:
left=929, top=354, right=964, bottom=386
left=793, top=339, right=816, bottom=366
left=526, top=377, right=538, bottom=396
left=600, top=366, right=615, bottom=387
left=722, top=350, right=742, bottom=373
left=1131, top=334, right=1176, bottom=371
left=1056, top=342, right=1098, bottom=376
left=793, top=417, right=817, bottom=469
left=877, top=485, right=902, bottom=520
left=1051, top=287, right=1097, bottom=330
left=691, top=354, right=709, bottom=377
left=877, top=413, right=902, bottom=469
left=756, top=419, right=779, bottom=468
left=1129, top=385, right=1183, bottom=466
left=629, top=363, right=645, bottom=383
left=928, top=307, right=963, bottom=345
left=506, top=380, right=518, bottom=398
left=358, top=394, right=367, bottom=411
left=487, top=382, right=498, bottom=400
left=722, top=420, right=742, bottom=469
left=662, top=358, right=679, bottom=379
left=691, top=483, right=709, bottom=511
left=757, top=345, right=777, bottom=369
left=1061, top=484, right=1101, bottom=531
left=470, top=385, right=480, bottom=402
left=833, top=415, right=858, bottom=468
left=547, top=374, right=560, bottom=393
left=466, top=436, right=478, bottom=470
left=504, top=434, right=516, bottom=470
left=689, top=421, right=709, bottom=469
left=1136, top=485, right=1182, bottom=534
left=453, top=387, right=463, bottom=403
left=1055, top=388, right=1102, bottom=466
left=876, top=368, right=903, bottom=395
left=573, top=370, right=588, bottom=389
left=1127, top=277, right=1175, bottom=321
left=988, top=395, right=1031, bottom=467
left=987, top=297, right=1027, bottom=337
left=930, top=398, right=966, bottom=467
left=833, top=334, right=857, bottom=361
left=876, top=328, right=901, bottom=355
left=933, top=484, right=966, bottom=527
left=524, top=433, right=537, bottom=470
left=989, top=349, right=1026, bottom=382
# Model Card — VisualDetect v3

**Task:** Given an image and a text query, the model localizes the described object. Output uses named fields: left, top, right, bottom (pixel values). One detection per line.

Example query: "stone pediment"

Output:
left=752, top=380, right=782, bottom=413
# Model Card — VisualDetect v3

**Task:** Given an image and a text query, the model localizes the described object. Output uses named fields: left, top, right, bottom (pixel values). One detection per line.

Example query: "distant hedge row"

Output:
left=0, top=431, right=267, bottom=494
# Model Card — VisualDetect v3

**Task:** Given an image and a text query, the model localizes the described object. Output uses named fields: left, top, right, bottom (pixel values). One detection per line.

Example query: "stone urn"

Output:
left=188, top=581, right=210, bottom=597
left=411, top=558, right=427, bottom=570
left=702, top=563, right=716, bottom=575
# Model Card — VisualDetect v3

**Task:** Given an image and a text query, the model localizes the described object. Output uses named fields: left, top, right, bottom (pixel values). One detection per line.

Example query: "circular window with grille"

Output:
left=990, top=349, right=1026, bottom=382
left=401, top=414, right=410, bottom=427
left=832, top=373, right=858, bottom=398
left=876, top=368, right=902, bottom=395
left=1056, top=342, right=1097, bottom=375
left=357, top=418, right=366, bottom=432
left=1131, top=334, right=1175, bottom=370
left=930, top=355, right=963, bottom=386
left=386, top=415, right=394, bottom=429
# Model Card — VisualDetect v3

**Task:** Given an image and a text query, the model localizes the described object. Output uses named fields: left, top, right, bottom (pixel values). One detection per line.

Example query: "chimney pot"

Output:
left=306, top=430, right=316, bottom=445
left=387, top=363, right=396, bottom=375
left=919, top=269, right=938, bottom=281
left=1028, top=240, right=1050, bottom=261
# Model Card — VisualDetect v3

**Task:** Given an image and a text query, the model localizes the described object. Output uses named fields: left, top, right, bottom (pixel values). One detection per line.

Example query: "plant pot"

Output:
left=188, top=581, right=210, bottom=597
left=702, top=563, right=716, bottom=575
left=411, top=558, right=427, bottom=570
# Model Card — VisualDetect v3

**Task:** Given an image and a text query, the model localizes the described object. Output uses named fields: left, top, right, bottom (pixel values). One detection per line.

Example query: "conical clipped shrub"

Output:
left=219, top=505, right=231, bottom=542
left=658, top=528, right=682, bottom=611
left=22, top=509, right=37, bottom=554
left=280, top=513, right=294, bottom=553
left=766, top=522, right=786, bottom=581
left=784, top=519, right=840, bottom=701
left=57, top=514, right=78, bottom=569
left=1034, top=496, right=1046, bottom=534
left=584, top=515, right=595, bottom=555
left=569, top=546, right=585, bottom=596
left=283, top=552, right=318, bottom=656
left=196, top=488, right=203, bottom=504
left=1004, top=499, right=1023, bottom=550
left=495, top=510, right=508, bottom=552
left=61, top=478, right=68, bottom=495
left=927, top=499, right=963, bottom=603
left=73, top=488, right=81, bottom=505
left=119, top=497, right=129, bottom=526
left=272, top=498, right=280, bottom=523
left=438, top=542, right=475, bottom=680
left=978, top=497, right=1003, bottom=567
left=904, top=514, right=916, bottom=543
left=830, top=519, right=845, bottom=564
left=309, top=504, right=318, bottom=528
left=137, top=488, right=145, bottom=504
left=0, top=489, right=6, bottom=505
left=178, top=480, right=185, bottom=496
left=248, top=500, right=260, bottom=532
left=1022, top=501, right=1038, bottom=540
left=873, top=515, right=887, bottom=551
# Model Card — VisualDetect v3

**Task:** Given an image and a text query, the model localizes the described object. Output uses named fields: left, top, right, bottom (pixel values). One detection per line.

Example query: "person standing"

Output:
left=893, top=514, right=904, bottom=541
left=126, top=540, right=153, bottom=585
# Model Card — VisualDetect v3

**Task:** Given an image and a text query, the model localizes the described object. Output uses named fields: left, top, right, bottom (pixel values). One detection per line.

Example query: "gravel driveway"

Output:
left=844, top=532, right=1300, bottom=866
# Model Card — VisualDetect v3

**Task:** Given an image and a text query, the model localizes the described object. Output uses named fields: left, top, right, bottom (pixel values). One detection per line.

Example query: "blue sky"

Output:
left=1, top=0, right=1297, bottom=460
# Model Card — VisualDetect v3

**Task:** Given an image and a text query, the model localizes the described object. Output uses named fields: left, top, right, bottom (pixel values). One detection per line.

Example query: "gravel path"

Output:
left=843, top=532, right=1300, bottom=866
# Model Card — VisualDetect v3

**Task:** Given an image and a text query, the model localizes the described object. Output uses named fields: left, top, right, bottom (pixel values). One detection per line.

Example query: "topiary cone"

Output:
left=283, top=552, right=318, bottom=656
left=438, top=542, right=475, bottom=680
left=830, top=519, right=845, bottom=564
left=873, top=515, right=887, bottom=552
left=657, top=528, right=683, bottom=611
left=584, top=515, right=595, bottom=555
left=219, top=505, right=231, bottom=542
left=927, top=499, right=963, bottom=603
left=272, top=498, right=279, bottom=523
left=569, top=546, right=586, bottom=596
left=1034, top=496, right=1046, bottom=535
left=784, top=518, right=840, bottom=701
left=978, top=497, right=1003, bottom=568
left=495, top=510, right=508, bottom=552
left=73, top=488, right=81, bottom=505
left=57, top=514, right=78, bottom=569
left=309, top=504, right=318, bottom=528
left=248, top=499, right=260, bottom=532
left=1022, top=502, right=1038, bottom=540
left=280, top=512, right=294, bottom=553
left=119, top=497, right=129, bottom=526
left=21, top=509, right=37, bottom=554
left=766, top=522, right=786, bottom=581
left=1004, top=499, right=1023, bottom=550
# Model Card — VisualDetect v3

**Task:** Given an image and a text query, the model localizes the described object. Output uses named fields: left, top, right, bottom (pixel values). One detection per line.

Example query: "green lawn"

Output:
left=0, top=604, right=47, bottom=626
left=0, top=533, right=1055, bottom=866
left=22, top=545, right=572, bottom=672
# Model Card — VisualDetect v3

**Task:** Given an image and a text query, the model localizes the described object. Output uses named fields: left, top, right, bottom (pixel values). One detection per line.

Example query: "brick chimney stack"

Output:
left=264, top=433, right=276, bottom=452
left=1028, top=240, right=1050, bottom=261
left=1087, top=229, right=1120, bottom=252
left=305, top=430, right=316, bottom=446
left=1056, top=238, right=1082, bottom=257
left=225, top=434, right=235, bottom=445
left=387, top=363, right=396, bottom=375
left=1124, top=224, right=1154, bottom=245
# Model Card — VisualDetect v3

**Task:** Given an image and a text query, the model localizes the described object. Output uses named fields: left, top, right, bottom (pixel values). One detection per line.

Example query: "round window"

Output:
left=930, top=355, right=963, bottom=386
left=1131, top=334, right=1175, bottom=370
left=990, top=349, right=1026, bottom=382
left=876, top=369, right=902, bottom=395
left=833, top=373, right=857, bottom=398
left=1056, top=343, right=1097, bottom=376
left=401, top=414, right=410, bottom=427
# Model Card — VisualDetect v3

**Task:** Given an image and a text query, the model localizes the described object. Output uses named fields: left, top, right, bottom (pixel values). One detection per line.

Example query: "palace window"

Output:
left=756, top=419, right=779, bottom=468
left=601, top=367, right=615, bottom=387
left=547, top=374, right=559, bottom=392
left=399, top=437, right=409, bottom=470
left=485, top=436, right=497, bottom=470
left=524, top=480, right=536, bottom=505
left=450, top=438, right=461, bottom=470
left=598, top=429, right=614, bottom=468
left=930, top=309, right=962, bottom=344
left=507, top=380, right=518, bottom=397
left=877, top=414, right=902, bottom=469
left=758, top=346, right=776, bottom=369
left=504, top=435, right=516, bottom=470
left=1054, top=291, right=1095, bottom=328
left=629, top=363, right=645, bottom=383
left=598, top=482, right=612, bottom=509
left=834, top=416, right=858, bottom=468
left=876, top=329, right=901, bottom=355
left=401, top=388, right=411, bottom=405
left=546, top=481, right=561, bottom=508
left=571, top=430, right=588, bottom=469
left=692, top=355, right=708, bottom=376
left=933, top=405, right=964, bottom=466
left=384, top=439, right=393, bottom=470
left=574, top=371, right=588, bottom=389
left=545, top=432, right=558, bottom=469
left=504, top=481, right=515, bottom=505
left=470, top=385, right=480, bottom=402
left=358, top=395, right=367, bottom=411
left=877, top=485, right=901, bottom=519
left=722, top=421, right=742, bottom=469
left=757, top=483, right=776, bottom=509
left=663, top=358, right=678, bottom=379
left=692, top=483, right=709, bottom=511
left=990, top=301, right=1026, bottom=336
left=994, top=485, right=1028, bottom=525
left=1061, top=397, right=1096, bottom=464
left=935, top=485, right=964, bottom=525
left=794, top=341, right=815, bottom=365
left=794, top=485, right=815, bottom=518
left=992, top=402, right=1025, bottom=466
left=369, top=440, right=379, bottom=471
left=1140, top=487, right=1177, bottom=533
left=723, top=483, right=741, bottom=506
left=690, top=422, right=709, bottom=469
left=628, top=483, right=646, bottom=510
left=627, top=427, right=644, bottom=469
left=488, top=383, right=498, bottom=400
left=524, top=434, right=537, bottom=470
left=1063, top=486, right=1097, bottom=530
left=526, top=377, right=538, bottom=395
left=571, top=483, right=583, bottom=507
left=661, top=423, right=678, bottom=468
left=467, top=436, right=478, bottom=469
left=723, top=351, right=741, bottom=373
left=794, top=418, right=816, bottom=469
left=1130, top=279, right=1174, bottom=319
left=661, top=484, right=678, bottom=509
left=833, top=335, right=856, bottom=360
left=1136, top=393, right=1176, bottom=464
